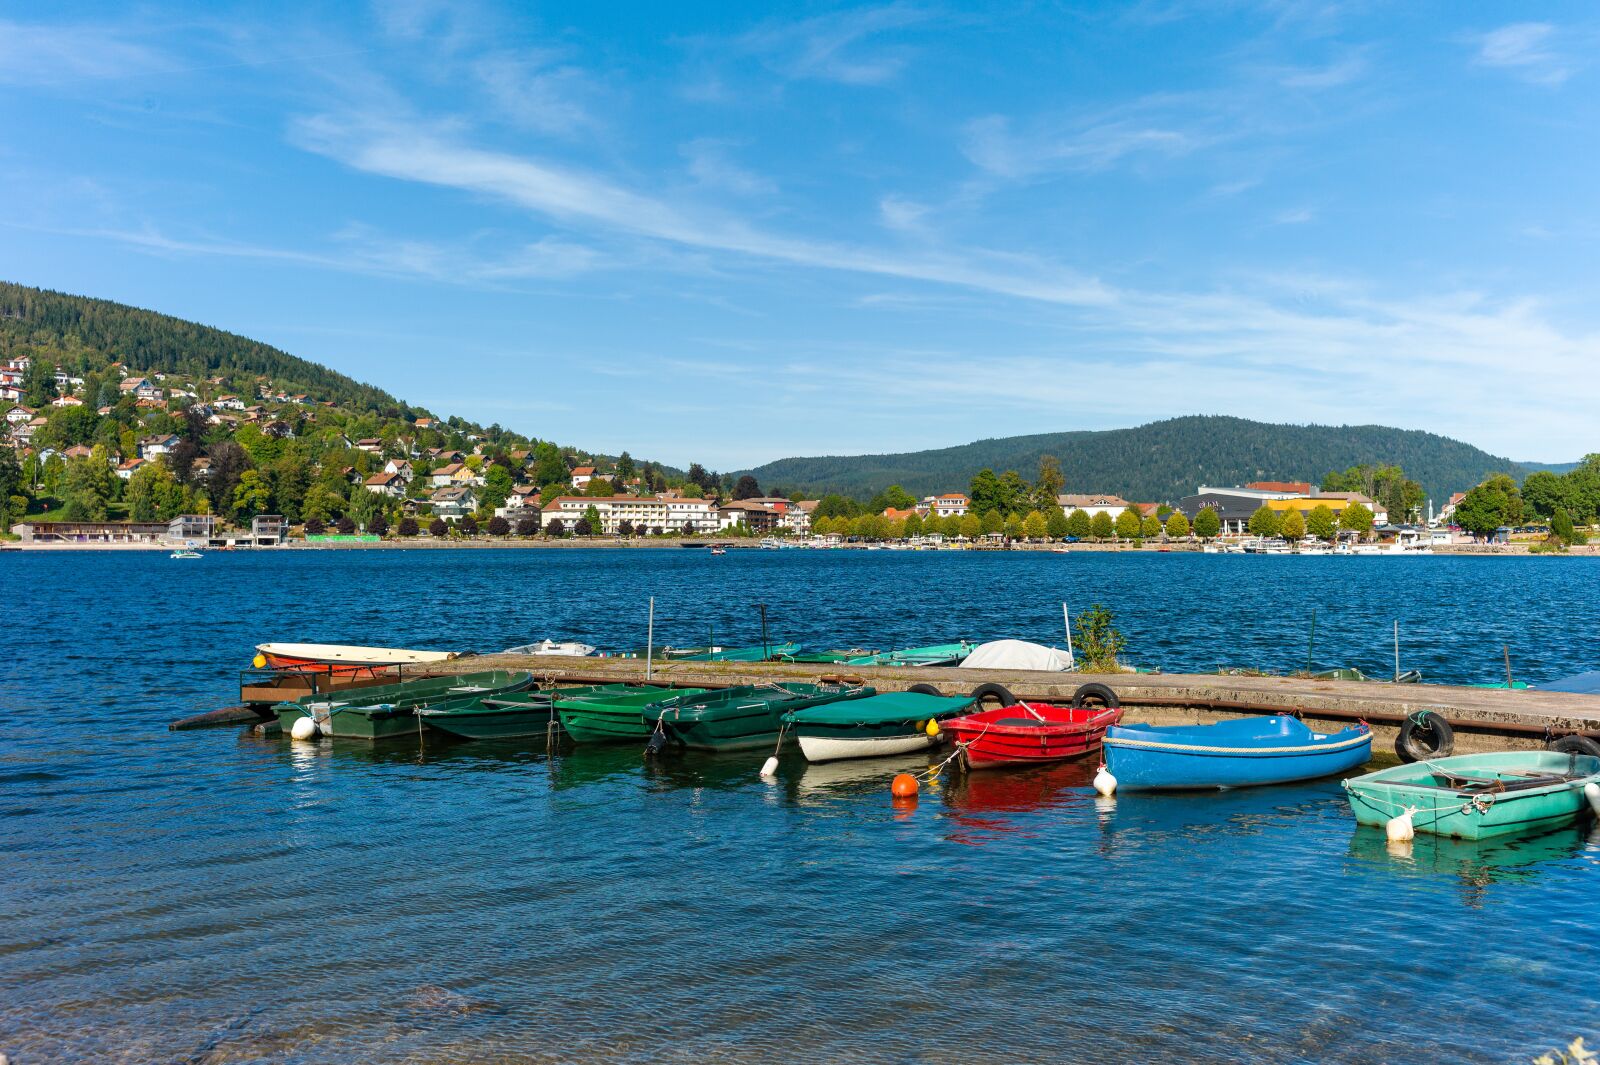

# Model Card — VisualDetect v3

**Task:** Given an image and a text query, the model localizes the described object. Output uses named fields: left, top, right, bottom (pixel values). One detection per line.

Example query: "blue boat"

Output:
left=1103, top=716, right=1373, bottom=790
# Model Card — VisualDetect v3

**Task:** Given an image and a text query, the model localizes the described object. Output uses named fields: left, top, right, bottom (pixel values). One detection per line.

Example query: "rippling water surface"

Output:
left=6, top=549, right=1600, bottom=1063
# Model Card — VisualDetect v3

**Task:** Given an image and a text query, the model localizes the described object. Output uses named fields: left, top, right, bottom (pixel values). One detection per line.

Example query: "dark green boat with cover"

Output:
left=554, top=686, right=710, bottom=745
left=643, top=682, right=873, bottom=752
left=418, top=684, right=648, bottom=740
left=274, top=670, right=534, bottom=740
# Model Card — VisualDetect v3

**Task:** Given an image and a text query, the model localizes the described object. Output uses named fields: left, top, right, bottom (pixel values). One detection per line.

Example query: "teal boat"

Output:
left=1343, top=751, right=1600, bottom=840
left=554, top=686, right=708, bottom=745
left=673, top=642, right=801, bottom=663
left=418, top=683, right=646, bottom=740
left=275, top=670, right=534, bottom=740
left=644, top=682, right=872, bottom=752
left=784, top=691, right=975, bottom=762
left=842, top=642, right=975, bottom=667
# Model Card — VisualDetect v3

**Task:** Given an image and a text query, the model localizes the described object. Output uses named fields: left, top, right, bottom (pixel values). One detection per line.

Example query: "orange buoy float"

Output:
left=891, top=773, right=919, bottom=798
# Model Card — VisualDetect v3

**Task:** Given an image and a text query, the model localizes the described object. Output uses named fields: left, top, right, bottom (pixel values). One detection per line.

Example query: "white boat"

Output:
left=503, top=639, right=597, bottom=656
left=254, top=642, right=460, bottom=669
left=170, top=549, right=202, bottom=559
left=797, top=731, right=938, bottom=763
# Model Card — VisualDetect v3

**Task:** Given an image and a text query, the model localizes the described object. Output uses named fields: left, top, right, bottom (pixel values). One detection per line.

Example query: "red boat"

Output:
left=942, top=702, right=1122, bottom=769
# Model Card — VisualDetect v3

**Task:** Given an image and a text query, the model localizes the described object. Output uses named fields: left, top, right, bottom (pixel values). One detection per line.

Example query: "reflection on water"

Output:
left=1347, top=822, right=1600, bottom=907
left=6, top=549, right=1600, bottom=1064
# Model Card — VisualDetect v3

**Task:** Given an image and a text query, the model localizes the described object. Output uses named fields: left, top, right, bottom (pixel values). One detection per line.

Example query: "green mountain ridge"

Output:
left=740, top=416, right=1536, bottom=505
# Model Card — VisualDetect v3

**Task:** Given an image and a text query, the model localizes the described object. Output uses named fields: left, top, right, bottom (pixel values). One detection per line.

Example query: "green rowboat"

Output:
left=554, top=686, right=707, bottom=745
left=841, top=642, right=975, bottom=667
left=274, top=670, right=534, bottom=741
left=644, top=682, right=873, bottom=752
left=1343, top=751, right=1600, bottom=840
left=673, top=642, right=801, bottom=663
left=784, top=691, right=975, bottom=762
left=417, top=684, right=644, bottom=740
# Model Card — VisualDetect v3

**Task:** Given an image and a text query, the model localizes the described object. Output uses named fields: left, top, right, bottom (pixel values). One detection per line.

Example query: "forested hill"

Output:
left=741, top=416, right=1529, bottom=504
left=0, top=282, right=403, bottom=414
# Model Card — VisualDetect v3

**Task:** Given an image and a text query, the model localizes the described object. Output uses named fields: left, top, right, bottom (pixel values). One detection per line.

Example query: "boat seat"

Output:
left=994, top=717, right=1052, bottom=728
left=1422, top=772, right=1571, bottom=794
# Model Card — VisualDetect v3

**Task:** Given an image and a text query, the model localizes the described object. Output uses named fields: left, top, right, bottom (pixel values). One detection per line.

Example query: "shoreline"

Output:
left=6, top=538, right=1594, bottom=555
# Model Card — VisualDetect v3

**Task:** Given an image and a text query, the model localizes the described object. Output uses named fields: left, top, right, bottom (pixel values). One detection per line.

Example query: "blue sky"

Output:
left=4, top=2, right=1598, bottom=468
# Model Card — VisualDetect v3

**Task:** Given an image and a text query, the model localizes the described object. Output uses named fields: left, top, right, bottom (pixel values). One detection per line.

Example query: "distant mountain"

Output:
left=1518, top=461, right=1581, bottom=475
left=0, top=281, right=403, bottom=414
left=741, top=416, right=1532, bottom=505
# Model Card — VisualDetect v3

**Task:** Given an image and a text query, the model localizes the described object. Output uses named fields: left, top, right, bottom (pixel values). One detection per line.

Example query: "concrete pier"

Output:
left=422, top=653, right=1600, bottom=752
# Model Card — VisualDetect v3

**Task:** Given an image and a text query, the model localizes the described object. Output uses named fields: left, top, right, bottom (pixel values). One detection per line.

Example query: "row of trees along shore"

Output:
left=812, top=506, right=1219, bottom=542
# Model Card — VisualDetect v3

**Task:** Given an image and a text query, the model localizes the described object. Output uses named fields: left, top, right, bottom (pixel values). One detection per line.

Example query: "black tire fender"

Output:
left=1547, top=735, right=1600, bottom=758
left=969, top=682, right=1019, bottom=708
left=1395, top=710, right=1455, bottom=763
left=1072, top=682, right=1120, bottom=709
left=906, top=683, right=944, bottom=697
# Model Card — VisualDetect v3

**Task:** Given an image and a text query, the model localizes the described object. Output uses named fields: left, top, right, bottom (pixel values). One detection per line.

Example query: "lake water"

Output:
left=6, top=548, right=1600, bottom=1063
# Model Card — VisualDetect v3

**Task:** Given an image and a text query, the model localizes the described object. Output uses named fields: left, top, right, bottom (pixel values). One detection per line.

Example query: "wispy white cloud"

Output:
left=1277, top=53, right=1366, bottom=89
left=471, top=51, right=599, bottom=135
left=1273, top=206, right=1315, bottom=224
left=681, top=139, right=776, bottom=196
left=289, top=113, right=1117, bottom=305
left=730, top=3, right=936, bottom=85
left=0, top=18, right=167, bottom=86
left=961, top=113, right=1197, bottom=180
left=1473, top=23, right=1572, bottom=85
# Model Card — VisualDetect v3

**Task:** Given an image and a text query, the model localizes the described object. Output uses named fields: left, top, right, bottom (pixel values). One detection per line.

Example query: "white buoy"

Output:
left=760, top=756, right=779, bottom=778
left=1093, top=764, right=1117, bottom=797
left=1385, top=806, right=1416, bottom=842
left=1585, top=782, right=1600, bottom=816
left=290, top=715, right=319, bottom=741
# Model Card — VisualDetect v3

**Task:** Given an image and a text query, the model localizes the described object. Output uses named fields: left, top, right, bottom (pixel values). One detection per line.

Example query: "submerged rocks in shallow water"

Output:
left=402, top=984, right=503, bottom=1019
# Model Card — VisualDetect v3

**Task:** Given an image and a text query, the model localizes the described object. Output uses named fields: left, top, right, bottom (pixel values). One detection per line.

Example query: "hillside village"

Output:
left=3, top=344, right=1595, bottom=550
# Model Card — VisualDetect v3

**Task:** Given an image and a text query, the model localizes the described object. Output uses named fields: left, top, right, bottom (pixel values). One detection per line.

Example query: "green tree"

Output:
left=1551, top=508, right=1576, bottom=546
left=1165, top=511, right=1190, bottom=538
left=1046, top=507, right=1069, bottom=539
left=232, top=469, right=270, bottom=517
left=1194, top=506, right=1220, bottom=540
left=1305, top=504, right=1337, bottom=542
left=1066, top=508, right=1091, bottom=538
left=903, top=512, right=924, bottom=537
left=0, top=446, right=26, bottom=527
left=1454, top=474, right=1523, bottom=537
left=1521, top=470, right=1570, bottom=520
left=1090, top=511, right=1114, bottom=539
left=1248, top=505, right=1282, bottom=537
left=997, top=470, right=1030, bottom=514
left=583, top=503, right=603, bottom=535
left=1280, top=508, right=1306, bottom=540
left=614, top=451, right=636, bottom=485
left=980, top=508, right=1004, bottom=535
left=815, top=494, right=858, bottom=519
left=969, top=468, right=1003, bottom=515
left=1022, top=510, right=1047, bottom=540
left=348, top=488, right=383, bottom=531
left=1033, top=454, right=1064, bottom=511
left=61, top=446, right=117, bottom=520
left=22, top=357, right=57, bottom=407
left=1003, top=513, right=1024, bottom=540
left=482, top=464, right=514, bottom=509
left=867, top=484, right=917, bottom=512
left=1074, top=603, right=1126, bottom=672
left=1339, top=502, right=1374, bottom=538
left=1140, top=513, right=1161, bottom=538
left=1114, top=509, right=1141, bottom=539
left=126, top=461, right=182, bottom=521
left=530, top=442, right=567, bottom=487
left=958, top=513, right=982, bottom=539
left=1156, top=504, right=1173, bottom=520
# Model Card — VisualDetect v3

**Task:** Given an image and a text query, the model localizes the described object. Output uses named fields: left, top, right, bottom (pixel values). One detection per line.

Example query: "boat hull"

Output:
left=274, top=670, right=533, bottom=741
left=418, top=695, right=558, bottom=739
left=796, top=729, right=936, bottom=763
left=942, top=703, right=1120, bottom=769
left=554, top=687, right=702, bottom=745
left=256, top=642, right=458, bottom=674
left=647, top=684, right=870, bottom=752
left=1104, top=718, right=1372, bottom=790
left=1343, top=751, right=1600, bottom=840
